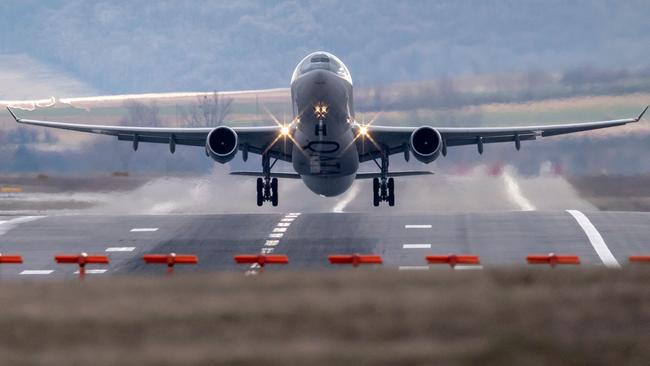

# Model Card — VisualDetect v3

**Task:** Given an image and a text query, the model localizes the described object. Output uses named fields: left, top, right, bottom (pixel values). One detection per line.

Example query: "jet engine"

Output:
left=410, top=126, right=442, bottom=163
left=206, top=126, right=238, bottom=163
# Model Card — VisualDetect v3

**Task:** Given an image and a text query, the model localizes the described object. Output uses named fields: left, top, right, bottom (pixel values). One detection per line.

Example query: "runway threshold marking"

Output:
left=105, top=247, right=136, bottom=252
left=20, top=270, right=54, bottom=275
left=130, top=228, right=158, bottom=232
left=403, top=244, right=432, bottom=249
left=566, top=210, right=621, bottom=268
left=405, top=224, right=432, bottom=229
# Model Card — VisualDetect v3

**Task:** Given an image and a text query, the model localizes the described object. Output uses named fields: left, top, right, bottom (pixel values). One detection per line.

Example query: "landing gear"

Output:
left=256, top=155, right=279, bottom=206
left=371, top=153, right=396, bottom=207
left=372, top=177, right=395, bottom=206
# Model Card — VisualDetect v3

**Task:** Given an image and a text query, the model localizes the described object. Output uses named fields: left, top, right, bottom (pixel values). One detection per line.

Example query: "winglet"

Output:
left=636, top=105, right=649, bottom=122
left=6, top=107, right=20, bottom=122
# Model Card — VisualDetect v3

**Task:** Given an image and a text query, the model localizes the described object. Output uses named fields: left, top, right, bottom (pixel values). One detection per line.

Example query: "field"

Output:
left=0, top=269, right=647, bottom=365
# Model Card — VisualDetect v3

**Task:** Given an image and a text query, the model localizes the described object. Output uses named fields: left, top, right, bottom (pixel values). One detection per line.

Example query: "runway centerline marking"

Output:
left=281, top=218, right=295, bottom=222
left=276, top=222, right=291, bottom=227
left=566, top=210, right=621, bottom=268
left=272, top=227, right=287, bottom=233
left=20, top=270, right=54, bottom=275
left=130, top=228, right=158, bottom=232
left=403, top=244, right=432, bottom=249
left=105, top=247, right=136, bottom=252
left=269, top=233, right=283, bottom=238
left=265, top=240, right=279, bottom=246
left=405, top=224, right=431, bottom=229
left=399, top=266, right=430, bottom=271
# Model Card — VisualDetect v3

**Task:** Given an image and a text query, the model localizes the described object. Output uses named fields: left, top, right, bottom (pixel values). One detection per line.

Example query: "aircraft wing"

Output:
left=7, top=107, right=292, bottom=161
left=356, top=106, right=647, bottom=162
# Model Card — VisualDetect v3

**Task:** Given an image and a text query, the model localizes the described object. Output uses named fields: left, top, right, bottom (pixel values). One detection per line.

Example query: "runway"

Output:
left=1, top=210, right=648, bottom=278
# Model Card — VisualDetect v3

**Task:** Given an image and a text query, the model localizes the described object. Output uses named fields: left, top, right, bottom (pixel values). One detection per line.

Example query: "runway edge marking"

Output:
left=566, top=210, right=621, bottom=268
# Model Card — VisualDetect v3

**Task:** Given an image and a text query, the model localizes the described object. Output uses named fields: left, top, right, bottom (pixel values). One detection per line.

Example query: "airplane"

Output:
left=7, top=51, right=648, bottom=207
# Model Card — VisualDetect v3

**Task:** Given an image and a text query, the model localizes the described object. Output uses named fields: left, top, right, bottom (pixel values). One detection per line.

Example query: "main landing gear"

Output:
left=372, top=153, right=395, bottom=207
left=257, top=155, right=279, bottom=207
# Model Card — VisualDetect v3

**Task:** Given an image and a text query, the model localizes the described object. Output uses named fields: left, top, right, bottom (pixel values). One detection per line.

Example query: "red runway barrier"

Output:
left=629, top=255, right=650, bottom=264
left=55, top=253, right=109, bottom=279
left=526, top=253, right=580, bottom=267
left=234, top=254, right=288, bottom=268
left=0, top=254, right=23, bottom=264
left=328, top=254, right=383, bottom=267
left=426, top=254, right=480, bottom=268
left=143, top=253, right=198, bottom=274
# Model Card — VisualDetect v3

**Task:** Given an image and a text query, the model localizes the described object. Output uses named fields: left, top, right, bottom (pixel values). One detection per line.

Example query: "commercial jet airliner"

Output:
left=8, top=52, right=648, bottom=206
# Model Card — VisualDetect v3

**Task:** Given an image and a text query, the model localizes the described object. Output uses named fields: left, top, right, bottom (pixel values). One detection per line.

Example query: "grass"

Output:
left=0, top=268, right=647, bottom=365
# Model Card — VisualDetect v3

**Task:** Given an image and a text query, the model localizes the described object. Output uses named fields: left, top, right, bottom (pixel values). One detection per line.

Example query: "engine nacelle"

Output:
left=206, top=126, right=238, bottom=163
left=410, top=126, right=442, bottom=163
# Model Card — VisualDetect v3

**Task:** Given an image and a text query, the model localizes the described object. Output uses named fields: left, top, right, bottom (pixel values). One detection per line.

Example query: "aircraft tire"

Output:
left=387, top=178, right=395, bottom=206
left=271, top=178, right=278, bottom=206
left=256, top=178, right=264, bottom=206
left=372, top=178, right=380, bottom=206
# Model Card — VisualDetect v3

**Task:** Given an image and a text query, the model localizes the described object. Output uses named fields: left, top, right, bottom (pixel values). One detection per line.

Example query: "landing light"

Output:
left=359, top=125, right=368, bottom=136
left=281, top=126, right=290, bottom=136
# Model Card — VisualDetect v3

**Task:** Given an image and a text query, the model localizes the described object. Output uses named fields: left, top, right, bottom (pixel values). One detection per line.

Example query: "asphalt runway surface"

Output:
left=1, top=210, right=648, bottom=278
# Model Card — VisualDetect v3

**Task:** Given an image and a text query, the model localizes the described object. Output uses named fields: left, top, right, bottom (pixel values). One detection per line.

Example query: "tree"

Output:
left=180, top=92, right=233, bottom=127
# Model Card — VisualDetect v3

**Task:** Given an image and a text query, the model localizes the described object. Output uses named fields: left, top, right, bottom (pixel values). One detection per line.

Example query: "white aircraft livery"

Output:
left=8, top=51, right=648, bottom=206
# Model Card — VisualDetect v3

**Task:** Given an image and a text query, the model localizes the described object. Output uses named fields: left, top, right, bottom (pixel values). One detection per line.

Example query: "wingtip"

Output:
left=6, top=106, right=19, bottom=122
left=636, top=105, right=649, bottom=121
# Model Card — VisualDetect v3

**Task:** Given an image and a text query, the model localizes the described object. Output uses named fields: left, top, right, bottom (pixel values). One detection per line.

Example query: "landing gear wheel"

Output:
left=372, top=178, right=380, bottom=207
left=256, top=178, right=264, bottom=206
left=387, top=178, right=395, bottom=207
left=271, top=178, right=278, bottom=207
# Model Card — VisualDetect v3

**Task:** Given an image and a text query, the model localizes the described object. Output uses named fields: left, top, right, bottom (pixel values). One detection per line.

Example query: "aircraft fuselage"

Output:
left=290, top=53, right=358, bottom=196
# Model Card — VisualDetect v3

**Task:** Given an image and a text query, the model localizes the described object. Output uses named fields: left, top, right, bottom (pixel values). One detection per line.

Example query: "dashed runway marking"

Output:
left=265, top=240, right=279, bottom=246
left=566, top=210, right=621, bottom=268
left=74, top=269, right=107, bottom=274
left=20, top=270, right=54, bottom=275
left=269, top=233, right=283, bottom=238
left=454, top=265, right=484, bottom=270
left=281, top=218, right=295, bottom=222
left=105, top=247, right=136, bottom=252
left=405, top=224, right=431, bottom=229
left=398, top=266, right=430, bottom=271
left=272, top=227, right=287, bottom=233
left=403, top=244, right=432, bottom=249
left=130, top=228, right=158, bottom=232
left=277, top=222, right=291, bottom=227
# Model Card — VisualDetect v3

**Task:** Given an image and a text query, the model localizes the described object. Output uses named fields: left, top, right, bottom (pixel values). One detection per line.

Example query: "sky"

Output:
left=1, top=0, right=650, bottom=97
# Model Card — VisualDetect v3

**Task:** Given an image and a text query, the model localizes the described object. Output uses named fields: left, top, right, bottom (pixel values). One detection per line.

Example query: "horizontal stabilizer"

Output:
left=355, top=171, right=433, bottom=179
left=230, top=171, right=301, bottom=179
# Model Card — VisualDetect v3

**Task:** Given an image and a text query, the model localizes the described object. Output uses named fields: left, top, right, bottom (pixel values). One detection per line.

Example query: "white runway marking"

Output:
left=503, top=169, right=536, bottom=211
left=272, top=227, right=287, bottom=233
left=74, top=269, right=107, bottom=274
left=0, top=216, right=45, bottom=235
left=277, top=222, right=291, bottom=227
left=269, top=233, right=283, bottom=238
left=454, top=265, right=484, bottom=270
left=405, top=224, right=431, bottom=229
left=281, top=218, right=295, bottom=222
left=398, top=266, right=430, bottom=270
left=402, top=244, right=432, bottom=249
left=105, top=247, right=136, bottom=252
left=130, top=228, right=158, bottom=232
left=332, top=182, right=360, bottom=213
left=566, top=210, right=620, bottom=268
left=287, top=213, right=301, bottom=216
left=20, top=270, right=54, bottom=275
left=265, top=240, right=279, bottom=246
